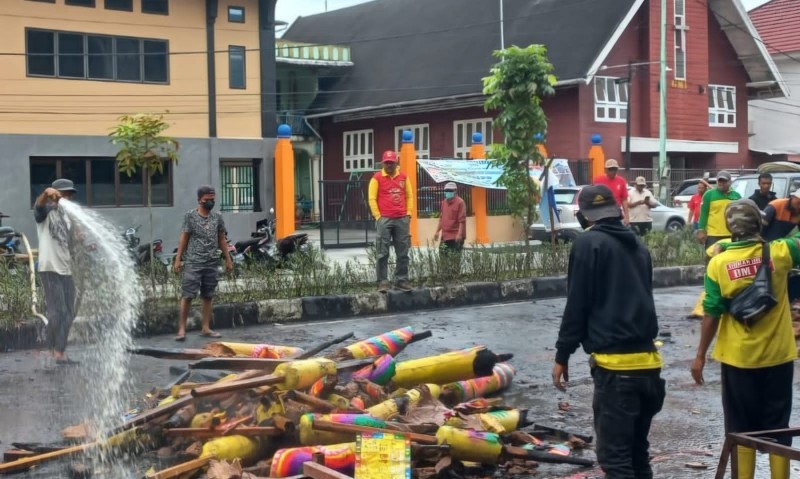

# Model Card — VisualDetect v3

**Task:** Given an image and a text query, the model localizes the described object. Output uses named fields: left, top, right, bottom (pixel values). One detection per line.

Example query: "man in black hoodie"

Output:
left=552, top=184, right=665, bottom=479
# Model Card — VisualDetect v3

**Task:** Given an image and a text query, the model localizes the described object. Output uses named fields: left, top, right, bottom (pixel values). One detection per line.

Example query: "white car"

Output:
left=671, top=178, right=717, bottom=216
left=529, top=186, right=686, bottom=241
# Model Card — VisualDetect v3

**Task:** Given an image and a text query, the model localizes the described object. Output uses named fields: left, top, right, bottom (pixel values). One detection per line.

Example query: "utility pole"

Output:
left=657, top=0, right=668, bottom=203
left=499, top=0, right=505, bottom=50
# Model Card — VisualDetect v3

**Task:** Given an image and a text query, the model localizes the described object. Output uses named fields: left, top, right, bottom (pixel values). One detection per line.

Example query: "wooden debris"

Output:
left=145, top=456, right=211, bottom=479
left=303, top=461, right=355, bottom=479
left=0, top=442, right=97, bottom=474
left=163, top=427, right=280, bottom=440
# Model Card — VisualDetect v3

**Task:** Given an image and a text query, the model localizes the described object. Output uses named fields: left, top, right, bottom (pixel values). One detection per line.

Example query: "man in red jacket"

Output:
left=368, top=151, right=414, bottom=292
left=434, top=181, right=467, bottom=276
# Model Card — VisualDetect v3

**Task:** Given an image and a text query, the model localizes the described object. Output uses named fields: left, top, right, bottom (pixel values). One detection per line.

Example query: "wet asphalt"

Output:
left=1, top=285, right=799, bottom=478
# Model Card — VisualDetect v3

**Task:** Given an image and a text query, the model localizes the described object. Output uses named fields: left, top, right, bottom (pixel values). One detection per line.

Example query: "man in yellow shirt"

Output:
left=368, top=151, right=414, bottom=292
left=692, top=199, right=798, bottom=479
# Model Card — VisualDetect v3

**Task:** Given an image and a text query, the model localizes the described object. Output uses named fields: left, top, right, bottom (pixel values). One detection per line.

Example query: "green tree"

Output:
left=110, top=114, right=179, bottom=278
left=483, top=45, right=557, bottom=244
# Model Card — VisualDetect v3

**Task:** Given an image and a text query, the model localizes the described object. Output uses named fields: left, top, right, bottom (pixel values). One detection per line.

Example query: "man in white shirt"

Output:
left=34, top=179, right=78, bottom=365
left=627, top=177, right=658, bottom=236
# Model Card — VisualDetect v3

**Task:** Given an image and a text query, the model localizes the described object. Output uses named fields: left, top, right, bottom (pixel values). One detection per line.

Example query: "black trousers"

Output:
left=593, top=367, right=666, bottom=479
left=721, top=362, right=794, bottom=446
left=439, top=239, right=464, bottom=275
left=704, top=235, right=730, bottom=265
left=630, top=222, right=652, bottom=237
left=39, top=272, right=76, bottom=353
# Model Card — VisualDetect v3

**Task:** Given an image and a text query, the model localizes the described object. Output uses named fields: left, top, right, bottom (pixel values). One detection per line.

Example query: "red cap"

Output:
left=382, top=150, right=398, bottom=163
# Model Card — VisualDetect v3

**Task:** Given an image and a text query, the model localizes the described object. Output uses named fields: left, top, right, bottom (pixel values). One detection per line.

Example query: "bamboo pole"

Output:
left=311, top=421, right=593, bottom=467
left=163, top=427, right=280, bottom=439
left=145, top=456, right=212, bottom=479
left=0, top=442, right=97, bottom=474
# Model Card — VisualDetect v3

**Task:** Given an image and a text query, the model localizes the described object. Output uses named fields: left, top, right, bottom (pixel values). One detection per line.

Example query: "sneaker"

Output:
left=395, top=280, right=413, bottom=292
left=377, top=281, right=391, bottom=293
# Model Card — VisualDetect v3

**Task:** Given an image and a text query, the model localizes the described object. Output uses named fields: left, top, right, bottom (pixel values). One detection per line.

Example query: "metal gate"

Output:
left=319, top=178, right=375, bottom=249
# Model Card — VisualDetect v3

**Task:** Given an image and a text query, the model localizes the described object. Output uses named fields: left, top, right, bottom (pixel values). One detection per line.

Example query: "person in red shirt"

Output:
left=434, top=182, right=467, bottom=276
left=687, top=180, right=709, bottom=230
left=593, top=159, right=630, bottom=225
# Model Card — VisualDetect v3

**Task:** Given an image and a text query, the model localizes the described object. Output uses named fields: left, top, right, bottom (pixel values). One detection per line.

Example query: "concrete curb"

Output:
left=1, top=265, right=706, bottom=351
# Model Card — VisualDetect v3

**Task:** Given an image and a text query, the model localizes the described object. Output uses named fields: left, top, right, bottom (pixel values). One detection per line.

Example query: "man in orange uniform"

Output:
left=593, top=159, right=630, bottom=225
left=368, top=151, right=414, bottom=292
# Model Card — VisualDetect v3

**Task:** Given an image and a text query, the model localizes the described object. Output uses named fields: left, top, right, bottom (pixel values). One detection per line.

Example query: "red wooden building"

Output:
left=284, top=0, right=784, bottom=182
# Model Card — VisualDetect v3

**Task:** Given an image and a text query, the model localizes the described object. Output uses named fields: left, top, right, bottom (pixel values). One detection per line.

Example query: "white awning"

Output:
left=622, top=137, right=739, bottom=154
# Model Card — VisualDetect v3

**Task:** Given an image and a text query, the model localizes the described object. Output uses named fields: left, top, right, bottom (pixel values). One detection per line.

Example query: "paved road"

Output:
left=1, top=286, right=799, bottom=478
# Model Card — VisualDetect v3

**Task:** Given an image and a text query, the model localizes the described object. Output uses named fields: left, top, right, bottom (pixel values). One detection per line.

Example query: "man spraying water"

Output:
left=33, top=178, right=79, bottom=365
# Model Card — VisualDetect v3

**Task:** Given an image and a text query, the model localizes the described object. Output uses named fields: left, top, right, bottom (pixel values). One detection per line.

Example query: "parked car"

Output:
left=672, top=178, right=717, bottom=215
left=529, top=186, right=685, bottom=241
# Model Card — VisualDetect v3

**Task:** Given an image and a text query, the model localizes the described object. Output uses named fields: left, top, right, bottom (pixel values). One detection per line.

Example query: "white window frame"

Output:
left=343, top=129, right=375, bottom=172
left=594, top=76, right=628, bottom=123
left=708, top=85, right=736, bottom=127
left=674, top=0, right=687, bottom=80
left=394, top=124, right=430, bottom=159
left=453, top=118, right=493, bottom=158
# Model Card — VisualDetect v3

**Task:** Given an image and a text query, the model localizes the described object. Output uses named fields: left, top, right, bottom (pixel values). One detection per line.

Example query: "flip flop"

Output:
left=174, top=335, right=186, bottom=342
left=200, top=331, right=221, bottom=338
left=55, top=358, right=80, bottom=366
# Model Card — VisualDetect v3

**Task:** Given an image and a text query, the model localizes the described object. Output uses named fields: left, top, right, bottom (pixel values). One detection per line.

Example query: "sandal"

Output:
left=200, top=330, right=221, bottom=338
left=174, top=335, right=186, bottom=342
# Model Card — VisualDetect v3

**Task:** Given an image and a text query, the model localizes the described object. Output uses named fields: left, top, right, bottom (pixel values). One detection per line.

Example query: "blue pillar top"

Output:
left=277, top=124, right=292, bottom=139
left=402, top=130, right=414, bottom=144
left=591, top=133, right=602, bottom=145
left=472, top=132, right=483, bottom=145
left=534, top=132, right=545, bottom=141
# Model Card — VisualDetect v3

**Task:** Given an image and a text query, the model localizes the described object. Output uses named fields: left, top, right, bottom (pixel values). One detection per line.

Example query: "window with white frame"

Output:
left=453, top=119, right=493, bottom=158
left=674, top=0, right=687, bottom=80
left=343, top=129, right=375, bottom=172
left=394, top=124, right=430, bottom=159
left=594, top=76, right=628, bottom=122
left=708, top=85, right=736, bottom=127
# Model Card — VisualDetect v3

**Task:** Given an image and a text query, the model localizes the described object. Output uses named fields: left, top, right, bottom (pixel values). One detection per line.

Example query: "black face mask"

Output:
left=202, top=200, right=215, bottom=211
left=576, top=211, right=590, bottom=230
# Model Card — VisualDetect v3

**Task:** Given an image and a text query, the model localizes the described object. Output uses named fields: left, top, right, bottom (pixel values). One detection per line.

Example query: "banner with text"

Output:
left=417, top=158, right=575, bottom=189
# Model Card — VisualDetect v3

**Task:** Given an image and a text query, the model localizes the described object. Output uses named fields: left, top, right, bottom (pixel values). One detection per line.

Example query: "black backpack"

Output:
left=728, top=242, right=778, bottom=328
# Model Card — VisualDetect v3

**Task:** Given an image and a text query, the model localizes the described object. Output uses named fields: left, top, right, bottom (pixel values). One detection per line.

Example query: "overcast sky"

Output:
left=276, top=0, right=772, bottom=30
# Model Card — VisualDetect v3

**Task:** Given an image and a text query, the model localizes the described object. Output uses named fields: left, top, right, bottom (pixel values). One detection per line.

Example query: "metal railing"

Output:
left=220, top=163, right=257, bottom=212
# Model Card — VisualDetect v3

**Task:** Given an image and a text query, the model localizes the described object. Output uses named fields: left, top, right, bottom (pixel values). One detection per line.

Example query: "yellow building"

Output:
left=0, top=0, right=281, bottom=244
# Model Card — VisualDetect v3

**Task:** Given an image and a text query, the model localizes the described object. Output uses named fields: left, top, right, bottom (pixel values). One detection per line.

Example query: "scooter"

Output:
left=123, top=225, right=169, bottom=267
left=233, top=208, right=310, bottom=265
left=0, top=219, right=47, bottom=325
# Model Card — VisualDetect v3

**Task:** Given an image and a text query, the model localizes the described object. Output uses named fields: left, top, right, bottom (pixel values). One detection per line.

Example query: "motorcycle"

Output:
left=0, top=213, right=24, bottom=273
left=123, top=225, right=169, bottom=267
left=233, top=208, right=310, bottom=266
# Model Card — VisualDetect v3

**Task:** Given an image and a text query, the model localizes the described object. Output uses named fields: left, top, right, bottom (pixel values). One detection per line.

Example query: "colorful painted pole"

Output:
left=270, top=442, right=356, bottom=478
left=299, top=413, right=387, bottom=445
left=588, top=133, right=605, bottom=183
left=470, top=133, right=489, bottom=244
left=441, top=362, right=516, bottom=404
left=341, top=326, right=415, bottom=359
left=398, top=130, right=419, bottom=246
left=274, top=124, right=296, bottom=239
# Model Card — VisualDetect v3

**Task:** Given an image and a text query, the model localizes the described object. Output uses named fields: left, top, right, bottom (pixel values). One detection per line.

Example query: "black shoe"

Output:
left=395, top=280, right=413, bottom=292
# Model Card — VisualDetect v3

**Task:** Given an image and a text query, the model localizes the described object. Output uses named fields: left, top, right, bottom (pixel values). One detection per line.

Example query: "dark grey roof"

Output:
left=284, top=0, right=639, bottom=116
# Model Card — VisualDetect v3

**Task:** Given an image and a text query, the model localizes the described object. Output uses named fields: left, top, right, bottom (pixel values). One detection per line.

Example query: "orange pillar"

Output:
left=398, top=130, right=419, bottom=247
left=274, top=124, right=296, bottom=239
left=588, top=134, right=606, bottom=183
left=470, top=133, right=489, bottom=244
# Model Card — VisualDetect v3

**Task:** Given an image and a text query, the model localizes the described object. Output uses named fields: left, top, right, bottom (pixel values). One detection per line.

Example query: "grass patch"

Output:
left=0, top=230, right=704, bottom=327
